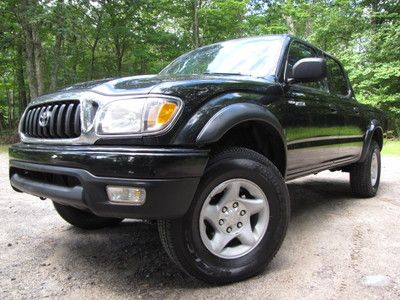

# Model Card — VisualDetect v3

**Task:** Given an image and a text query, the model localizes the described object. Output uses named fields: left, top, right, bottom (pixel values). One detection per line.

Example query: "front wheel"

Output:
left=350, top=140, right=381, bottom=198
left=158, top=147, right=290, bottom=284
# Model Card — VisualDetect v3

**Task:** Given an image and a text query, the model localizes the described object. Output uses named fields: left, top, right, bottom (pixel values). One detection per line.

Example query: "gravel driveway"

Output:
left=1, top=151, right=400, bottom=299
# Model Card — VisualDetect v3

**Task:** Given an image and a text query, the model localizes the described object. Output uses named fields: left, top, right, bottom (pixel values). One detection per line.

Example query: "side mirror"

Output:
left=288, top=57, right=327, bottom=83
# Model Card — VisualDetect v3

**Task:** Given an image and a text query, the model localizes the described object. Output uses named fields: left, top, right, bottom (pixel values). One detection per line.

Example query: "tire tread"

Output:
left=350, top=140, right=380, bottom=198
left=158, top=147, right=290, bottom=283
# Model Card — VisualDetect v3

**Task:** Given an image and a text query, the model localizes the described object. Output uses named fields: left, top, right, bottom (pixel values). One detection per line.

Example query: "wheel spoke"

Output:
left=210, top=232, right=235, bottom=253
left=237, top=223, right=257, bottom=246
left=370, top=152, right=378, bottom=186
left=238, top=198, right=265, bottom=215
left=199, top=178, right=270, bottom=259
left=203, top=204, right=220, bottom=230
left=219, top=181, right=241, bottom=206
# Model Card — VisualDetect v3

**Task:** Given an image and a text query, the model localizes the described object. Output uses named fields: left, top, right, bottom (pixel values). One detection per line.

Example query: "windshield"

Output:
left=160, top=37, right=284, bottom=77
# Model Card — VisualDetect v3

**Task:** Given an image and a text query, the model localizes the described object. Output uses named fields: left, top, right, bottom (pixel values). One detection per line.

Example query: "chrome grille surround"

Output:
left=19, top=91, right=182, bottom=145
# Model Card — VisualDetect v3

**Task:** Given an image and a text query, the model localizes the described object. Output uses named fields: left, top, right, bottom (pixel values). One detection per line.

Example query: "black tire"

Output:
left=350, top=140, right=381, bottom=198
left=53, top=202, right=123, bottom=230
left=158, top=147, right=290, bottom=284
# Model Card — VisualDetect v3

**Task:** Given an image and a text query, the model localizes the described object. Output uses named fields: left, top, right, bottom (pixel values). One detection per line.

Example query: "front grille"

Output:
left=22, top=100, right=81, bottom=139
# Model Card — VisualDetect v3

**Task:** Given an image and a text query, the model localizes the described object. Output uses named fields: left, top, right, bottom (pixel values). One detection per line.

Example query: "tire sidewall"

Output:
left=369, top=143, right=381, bottom=193
left=174, top=153, right=289, bottom=282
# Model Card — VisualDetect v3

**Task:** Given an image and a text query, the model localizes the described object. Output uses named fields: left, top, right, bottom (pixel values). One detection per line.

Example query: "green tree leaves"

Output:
left=0, top=0, right=399, bottom=134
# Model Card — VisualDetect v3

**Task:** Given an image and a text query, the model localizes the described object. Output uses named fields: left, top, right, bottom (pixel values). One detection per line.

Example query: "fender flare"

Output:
left=196, top=102, right=287, bottom=175
left=359, top=119, right=383, bottom=162
left=196, top=102, right=285, bottom=144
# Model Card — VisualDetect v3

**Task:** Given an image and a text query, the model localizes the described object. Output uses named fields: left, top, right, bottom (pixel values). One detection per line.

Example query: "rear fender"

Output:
left=359, top=119, right=383, bottom=162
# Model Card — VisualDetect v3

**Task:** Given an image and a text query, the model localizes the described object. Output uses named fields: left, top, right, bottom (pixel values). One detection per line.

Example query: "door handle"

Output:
left=328, top=104, right=338, bottom=114
left=288, top=100, right=306, bottom=107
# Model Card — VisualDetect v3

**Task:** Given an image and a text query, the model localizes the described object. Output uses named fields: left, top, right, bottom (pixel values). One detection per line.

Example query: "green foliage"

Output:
left=0, top=145, right=10, bottom=153
left=0, top=0, right=399, bottom=134
left=200, top=0, right=249, bottom=43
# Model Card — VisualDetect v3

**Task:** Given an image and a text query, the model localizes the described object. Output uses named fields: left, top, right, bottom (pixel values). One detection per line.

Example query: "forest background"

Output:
left=0, top=0, right=399, bottom=142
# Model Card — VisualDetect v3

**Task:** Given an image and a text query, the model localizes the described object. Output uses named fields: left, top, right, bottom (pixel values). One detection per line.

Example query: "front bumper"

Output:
left=9, top=144, right=209, bottom=219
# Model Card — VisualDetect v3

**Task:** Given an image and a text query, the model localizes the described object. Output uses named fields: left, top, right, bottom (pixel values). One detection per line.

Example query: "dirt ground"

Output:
left=1, top=151, right=399, bottom=299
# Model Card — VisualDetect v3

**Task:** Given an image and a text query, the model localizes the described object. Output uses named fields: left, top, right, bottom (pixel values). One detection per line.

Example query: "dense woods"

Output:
left=0, top=0, right=399, bottom=135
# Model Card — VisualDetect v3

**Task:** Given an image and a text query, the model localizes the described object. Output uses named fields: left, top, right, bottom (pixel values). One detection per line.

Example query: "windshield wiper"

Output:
left=203, top=72, right=249, bottom=76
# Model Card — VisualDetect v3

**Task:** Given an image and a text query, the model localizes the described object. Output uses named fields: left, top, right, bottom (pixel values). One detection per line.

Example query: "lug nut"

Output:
left=227, top=227, right=232, bottom=233
left=233, top=202, right=238, bottom=208
left=222, top=206, right=228, bottom=213
left=240, top=210, right=246, bottom=216
left=219, top=219, right=224, bottom=225
left=237, top=222, right=243, bottom=228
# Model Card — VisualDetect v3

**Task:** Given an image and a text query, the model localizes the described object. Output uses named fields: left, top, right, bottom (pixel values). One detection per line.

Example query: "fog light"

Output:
left=106, top=186, right=146, bottom=205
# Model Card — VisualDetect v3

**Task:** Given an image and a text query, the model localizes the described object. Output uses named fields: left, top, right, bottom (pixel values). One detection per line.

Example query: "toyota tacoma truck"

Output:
left=9, top=34, right=387, bottom=284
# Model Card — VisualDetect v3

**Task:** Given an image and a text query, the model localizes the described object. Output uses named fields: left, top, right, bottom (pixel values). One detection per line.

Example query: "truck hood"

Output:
left=32, top=74, right=278, bottom=106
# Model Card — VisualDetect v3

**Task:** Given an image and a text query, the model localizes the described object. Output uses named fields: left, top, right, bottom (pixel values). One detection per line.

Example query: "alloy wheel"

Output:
left=199, top=178, right=269, bottom=259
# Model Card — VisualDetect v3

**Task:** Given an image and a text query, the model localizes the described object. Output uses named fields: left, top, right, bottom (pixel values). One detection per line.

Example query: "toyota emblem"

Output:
left=38, top=111, right=51, bottom=127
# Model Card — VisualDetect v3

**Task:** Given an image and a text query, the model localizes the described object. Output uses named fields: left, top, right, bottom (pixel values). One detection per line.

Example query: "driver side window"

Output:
left=286, top=42, right=327, bottom=91
left=326, top=56, right=350, bottom=96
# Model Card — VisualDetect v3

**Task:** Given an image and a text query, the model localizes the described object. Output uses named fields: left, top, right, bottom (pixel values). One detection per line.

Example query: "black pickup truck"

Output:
left=9, top=34, right=386, bottom=284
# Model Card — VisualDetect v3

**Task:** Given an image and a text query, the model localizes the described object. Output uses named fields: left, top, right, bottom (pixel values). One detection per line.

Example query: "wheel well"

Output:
left=209, top=121, right=286, bottom=176
left=372, top=128, right=383, bottom=150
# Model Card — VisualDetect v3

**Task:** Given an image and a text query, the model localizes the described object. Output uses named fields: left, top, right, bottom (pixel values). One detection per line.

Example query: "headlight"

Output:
left=97, top=97, right=182, bottom=135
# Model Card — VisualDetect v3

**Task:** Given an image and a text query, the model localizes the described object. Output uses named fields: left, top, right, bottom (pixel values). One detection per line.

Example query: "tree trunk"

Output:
left=70, top=35, right=78, bottom=82
left=24, top=27, right=38, bottom=99
left=192, top=0, right=201, bottom=48
left=19, top=0, right=44, bottom=99
left=0, top=113, right=4, bottom=131
left=16, top=41, right=28, bottom=109
left=116, top=50, right=124, bottom=75
left=50, top=33, right=62, bottom=91
left=7, top=90, right=14, bottom=129
left=114, top=37, right=125, bottom=75
left=285, top=15, right=295, bottom=34
left=50, top=0, right=64, bottom=91
left=89, top=37, right=99, bottom=80
left=89, top=12, right=103, bottom=80
left=31, top=23, right=45, bottom=96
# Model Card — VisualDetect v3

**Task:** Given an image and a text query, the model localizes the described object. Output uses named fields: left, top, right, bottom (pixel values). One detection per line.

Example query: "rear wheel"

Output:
left=350, top=140, right=381, bottom=198
left=158, top=147, right=290, bottom=284
left=53, top=202, right=123, bottom=230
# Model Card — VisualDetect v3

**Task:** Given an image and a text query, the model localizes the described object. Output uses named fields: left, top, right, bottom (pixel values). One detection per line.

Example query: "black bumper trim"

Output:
left=11, top=172, right=85, bottom=210
left=10, top=160, right=201, bottom=219
left=9, top=143, right=209, bottom=179
left=9, top=144, right=209, bottom=219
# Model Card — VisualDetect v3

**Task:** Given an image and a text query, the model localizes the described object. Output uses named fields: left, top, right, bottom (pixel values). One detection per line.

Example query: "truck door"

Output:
left=325, top=56, right=364, bottom=162
left=282, top=41, right=342, bottom=176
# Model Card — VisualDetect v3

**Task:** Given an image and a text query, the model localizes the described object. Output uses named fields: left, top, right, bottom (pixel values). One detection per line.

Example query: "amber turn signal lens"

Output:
left=157, top=102, right=178, bottom=125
